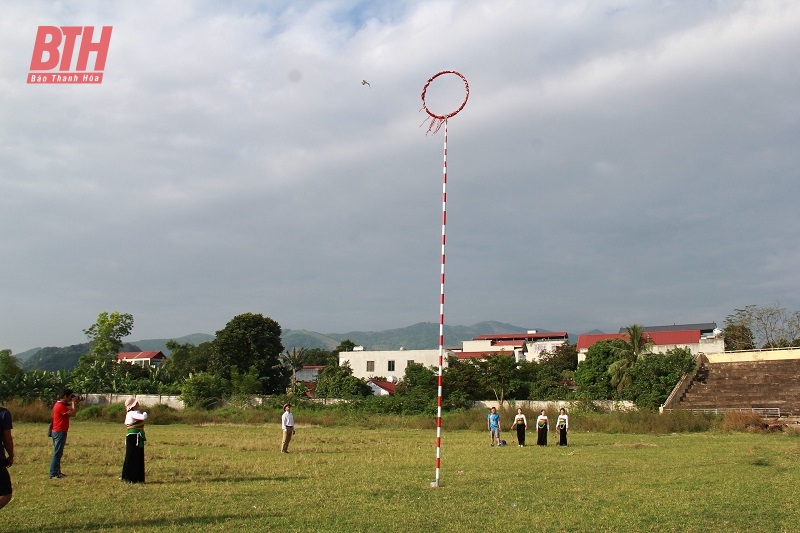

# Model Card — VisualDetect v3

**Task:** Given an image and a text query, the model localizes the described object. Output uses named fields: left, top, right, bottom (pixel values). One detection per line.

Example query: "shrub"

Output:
left=721, top=411, right=764, bottom=432
left=181, top=372, right=226, bottom=410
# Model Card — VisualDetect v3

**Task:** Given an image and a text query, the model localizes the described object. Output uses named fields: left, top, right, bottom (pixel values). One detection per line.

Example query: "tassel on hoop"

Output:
left=420, top=70, right=469, bottom=136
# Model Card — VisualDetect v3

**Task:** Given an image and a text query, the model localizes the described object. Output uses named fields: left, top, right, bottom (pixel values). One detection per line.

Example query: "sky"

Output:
left=2, top=0, right=799, bottom=354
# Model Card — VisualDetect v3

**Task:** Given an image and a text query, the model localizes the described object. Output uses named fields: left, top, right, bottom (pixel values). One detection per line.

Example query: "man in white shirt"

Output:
left=281, top=404, right=295, bottom=453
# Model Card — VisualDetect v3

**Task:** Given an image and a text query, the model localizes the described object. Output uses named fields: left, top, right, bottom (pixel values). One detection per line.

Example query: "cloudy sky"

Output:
left=2, top=0, right=799, bottom=353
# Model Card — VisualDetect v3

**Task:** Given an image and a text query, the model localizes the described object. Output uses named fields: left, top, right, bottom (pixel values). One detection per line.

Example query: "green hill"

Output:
left=20, top=322, right=543, bottom=371
left=130, top=333, right=215, bottom=354
left=22, top=342, right=142, bottom=372
left=323, top=321, right=530, bottom=351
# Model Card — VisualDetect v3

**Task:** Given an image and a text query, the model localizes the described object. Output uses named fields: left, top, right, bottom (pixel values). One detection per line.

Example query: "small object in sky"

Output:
left=361, top=79, right=371, bottom=88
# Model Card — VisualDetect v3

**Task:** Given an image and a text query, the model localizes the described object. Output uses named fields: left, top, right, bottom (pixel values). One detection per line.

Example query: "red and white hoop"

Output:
left=420, top=70, right=470, bottom=135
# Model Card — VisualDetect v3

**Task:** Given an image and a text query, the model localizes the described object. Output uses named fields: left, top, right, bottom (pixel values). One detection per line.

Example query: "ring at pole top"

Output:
left=421, top=70, right=470, bottom=121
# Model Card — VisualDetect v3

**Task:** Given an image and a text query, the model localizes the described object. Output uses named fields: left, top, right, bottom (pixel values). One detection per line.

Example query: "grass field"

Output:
left=4, top=419, right=800, bottom=532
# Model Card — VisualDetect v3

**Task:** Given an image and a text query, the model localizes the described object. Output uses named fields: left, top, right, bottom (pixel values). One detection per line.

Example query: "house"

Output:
left=117, top=351, right=167, bottom=368
left=340, top=349, right=444, bottom=381
left=296, top=365, right=325, bottom=382
left=367, top=379, right=396, bottom=396
left=576, top=323, right=724, bottom=363
left=339, top=329, right=570, bottom=382
left=457, top=330, right=569, bottom=363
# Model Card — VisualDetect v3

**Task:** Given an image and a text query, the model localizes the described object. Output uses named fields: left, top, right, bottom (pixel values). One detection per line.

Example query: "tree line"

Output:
left=3, top=304, right=798, bottom=412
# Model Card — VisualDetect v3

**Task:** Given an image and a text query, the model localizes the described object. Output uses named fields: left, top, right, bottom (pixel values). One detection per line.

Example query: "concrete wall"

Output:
left=705, top=346, right=800, bottom=363
left=84, top=393, right=184, bottom=410
left=475, top=400, right=636, bottom=412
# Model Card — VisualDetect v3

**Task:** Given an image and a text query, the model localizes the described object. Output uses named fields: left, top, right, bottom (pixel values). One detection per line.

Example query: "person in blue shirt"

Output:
left=487, top=406, right=501, bottom=446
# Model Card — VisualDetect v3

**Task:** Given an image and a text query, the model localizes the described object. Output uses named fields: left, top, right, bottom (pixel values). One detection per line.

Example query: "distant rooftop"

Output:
left=618, top=323, right=717, bottom=334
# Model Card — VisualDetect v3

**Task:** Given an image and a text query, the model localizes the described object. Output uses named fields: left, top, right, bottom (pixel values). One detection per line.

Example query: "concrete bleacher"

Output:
left=667, top=349, right=800, bottom=417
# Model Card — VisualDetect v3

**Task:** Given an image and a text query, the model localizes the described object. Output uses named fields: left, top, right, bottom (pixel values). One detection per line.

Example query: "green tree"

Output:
left=442, top=355, right=483, bottom=406
left=334, top=340, right=357, bottom=354
left=300, top=348, right=336, bottom=366
left=211, top=313, right=286, bottom=394
left=83, top=311, right=135, bottom=361
left=723, top=322, right=756, bottom=351
left=725, top=304, right=800, bottom=349
left=528, top=359, right=569, bottom=400
left=0, top=349, right=23, bottom=379
left=475, top=351, right=522, bottom=407
left=163, top=340, right=213, bottom=379
left=624, top=347, right=695, bottom=409
left=281, top=347, right=307, bottom=393
left=395, top=363, right=436, bottom=395
left=181, top=371, right=226, bottom=410
left=574, top=339, right=625, bottom=400
left=607, top=324, right=652, bottom=392
left=229, top=365, right=263, bottom=406
left=541, top=343, right=579, bottom=373
left=315, top=362, right=372, bottom=399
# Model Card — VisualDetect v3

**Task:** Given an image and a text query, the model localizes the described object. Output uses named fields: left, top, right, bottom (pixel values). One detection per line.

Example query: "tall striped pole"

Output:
left=433, top=120, right=448, bottom=488
left=421, top=71, right=468, bottom=489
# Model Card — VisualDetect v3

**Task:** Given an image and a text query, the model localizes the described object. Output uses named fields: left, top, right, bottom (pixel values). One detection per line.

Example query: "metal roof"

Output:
left=577, top=330, right=702, bottom=351
left=117, top=351, right=166, bottom=360
left=472, top=331, right=569, bottom=341
left=618, top=323, right=717, bottom=334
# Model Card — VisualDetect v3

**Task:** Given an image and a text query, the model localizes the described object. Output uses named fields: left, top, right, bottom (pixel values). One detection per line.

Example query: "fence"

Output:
left=661, top=407, right=781, bottom=418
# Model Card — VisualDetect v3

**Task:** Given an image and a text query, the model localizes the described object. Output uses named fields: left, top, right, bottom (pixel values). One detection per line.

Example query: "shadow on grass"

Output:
left=13, top=511, right=284, bottom=533
left=146, top=474, right=308, bottom=484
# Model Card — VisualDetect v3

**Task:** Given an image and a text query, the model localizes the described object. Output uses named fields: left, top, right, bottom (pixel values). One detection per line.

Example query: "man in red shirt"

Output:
left=50, top=389, right=77, bottom=479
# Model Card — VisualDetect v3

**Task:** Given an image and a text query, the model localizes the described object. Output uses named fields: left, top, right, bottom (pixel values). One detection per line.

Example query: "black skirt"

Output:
left=558, top=426, right=568, bottom=446
left=516, top=424, right=526, bottom=446
left=121, top=433, right=145, bottom=483
left=537, top=426, right=547, bottom=446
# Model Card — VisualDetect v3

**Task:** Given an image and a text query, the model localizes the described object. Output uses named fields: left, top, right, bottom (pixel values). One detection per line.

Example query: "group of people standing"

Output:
left=47, top=389, right=149, bottom=484
left=488, top=406, right=569, bottom=447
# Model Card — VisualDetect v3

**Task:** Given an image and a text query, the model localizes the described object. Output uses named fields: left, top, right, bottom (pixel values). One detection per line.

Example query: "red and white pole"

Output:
left=420, top=70, right=469, bottom=489
left=434, top=120, right=448, bottom=488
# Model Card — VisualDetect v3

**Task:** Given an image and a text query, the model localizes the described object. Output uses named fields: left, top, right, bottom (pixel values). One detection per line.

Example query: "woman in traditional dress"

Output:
left=556, top=407, right=569, bottom=446
left=536, top=409, right=549, bottom=446
left=121, top=397, right=147, bottom=483
left=510, top=408, right=527, bottom=447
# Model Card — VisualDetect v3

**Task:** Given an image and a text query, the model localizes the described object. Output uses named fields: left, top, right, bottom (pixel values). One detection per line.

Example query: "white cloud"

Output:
left=2, top=0, right=800, bottom=352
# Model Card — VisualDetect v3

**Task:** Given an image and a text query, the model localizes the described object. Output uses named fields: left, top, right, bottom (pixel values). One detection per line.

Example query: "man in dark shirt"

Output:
left=0, top=405, right=14, bottom=510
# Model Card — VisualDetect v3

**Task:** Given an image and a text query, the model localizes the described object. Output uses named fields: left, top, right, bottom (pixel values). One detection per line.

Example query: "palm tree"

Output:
left=281, top=347, right=307, bottom=393
left=607, top=324, right=652, bottom=392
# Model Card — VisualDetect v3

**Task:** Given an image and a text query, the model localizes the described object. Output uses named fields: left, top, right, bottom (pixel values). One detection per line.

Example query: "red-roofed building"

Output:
left=576, top=325, right=724, bottom=363
left=340, top=330, right=570, bottom=380
left=367, top=379, right=396, bottom=396
left=459, top=330, right=569, bottom=363
left=300, top=381, right=317, bottom=398
left=117, top=351, right=167, bottom=368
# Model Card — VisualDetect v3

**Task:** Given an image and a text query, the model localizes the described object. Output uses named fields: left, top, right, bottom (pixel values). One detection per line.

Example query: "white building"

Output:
left=339, top=330, right=570, bottom=381
left=339, top=349, right=444, bottom=381
left=458, top=331, right=569, bottom=363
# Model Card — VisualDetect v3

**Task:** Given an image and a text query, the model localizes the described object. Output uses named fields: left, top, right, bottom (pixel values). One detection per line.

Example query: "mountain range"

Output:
left=18, top=321, right=579, bottom=372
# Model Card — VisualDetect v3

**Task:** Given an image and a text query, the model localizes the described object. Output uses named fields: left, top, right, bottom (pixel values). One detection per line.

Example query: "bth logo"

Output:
left=28, top=26, right=112, bottom=84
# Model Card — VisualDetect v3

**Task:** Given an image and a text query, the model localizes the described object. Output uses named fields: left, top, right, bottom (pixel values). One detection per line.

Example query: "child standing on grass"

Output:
left=487, top=407, right=501, bottom=446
